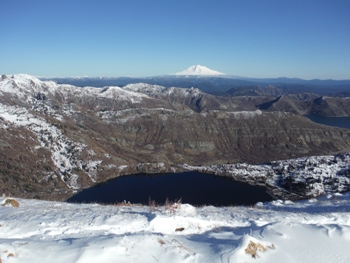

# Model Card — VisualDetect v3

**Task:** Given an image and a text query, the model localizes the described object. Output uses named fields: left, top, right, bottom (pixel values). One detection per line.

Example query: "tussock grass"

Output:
left=157, top=238, right=166, bottom=245
left=165, top=198, right=182, bottom=215
left=1, top=198, right=20, bottom=207
left=148, top=197, right=158, bottom=212
left=169, top=239, right=196, bottom=256
left=114, top=200, right=132, bottom=206
left=148, top=197, right=182, bottom=212
left=245, top=241, right=266, bottom=258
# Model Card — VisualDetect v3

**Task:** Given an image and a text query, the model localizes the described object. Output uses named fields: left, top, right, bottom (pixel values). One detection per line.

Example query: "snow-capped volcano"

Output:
left=175, top=65, right=225, bottom=76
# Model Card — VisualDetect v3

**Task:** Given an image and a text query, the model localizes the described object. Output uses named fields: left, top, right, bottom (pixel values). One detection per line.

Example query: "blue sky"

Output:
left=1, top=0, right=349, bottom=79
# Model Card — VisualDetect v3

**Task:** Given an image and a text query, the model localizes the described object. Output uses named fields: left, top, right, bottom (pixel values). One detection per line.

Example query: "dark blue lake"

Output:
left=305, top=115, right=350, bottom=129
left=67, top=172, right=273, bottom=206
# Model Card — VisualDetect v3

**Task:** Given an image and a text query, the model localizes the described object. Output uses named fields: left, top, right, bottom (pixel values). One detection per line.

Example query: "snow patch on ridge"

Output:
left=0, top=102, right=101, bottom=188
left=228, top=110, right=263, bottom=119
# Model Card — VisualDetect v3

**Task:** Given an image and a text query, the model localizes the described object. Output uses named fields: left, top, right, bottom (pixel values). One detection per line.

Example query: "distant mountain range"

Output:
left=41, top=65, right=350, bottom=96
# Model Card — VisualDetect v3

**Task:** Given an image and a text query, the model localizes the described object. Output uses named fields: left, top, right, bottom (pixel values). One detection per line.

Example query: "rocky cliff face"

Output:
left=1, top=74, right=350, bottom=200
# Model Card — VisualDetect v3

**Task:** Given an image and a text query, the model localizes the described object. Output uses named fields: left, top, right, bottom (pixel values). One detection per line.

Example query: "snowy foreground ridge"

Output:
left=1, top=195, right=350, bottom=263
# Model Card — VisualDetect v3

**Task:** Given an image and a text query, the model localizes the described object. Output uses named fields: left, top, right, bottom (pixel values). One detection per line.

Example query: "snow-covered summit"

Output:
left=175, top=65, right=225, bottom=76
left=0, top=74, right=149, bottom=103
left=1, top=74, right=47, bottom=88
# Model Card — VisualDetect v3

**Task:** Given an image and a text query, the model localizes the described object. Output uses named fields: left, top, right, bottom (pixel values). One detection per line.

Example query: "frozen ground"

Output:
left=1, top=193, right=350, bottom=263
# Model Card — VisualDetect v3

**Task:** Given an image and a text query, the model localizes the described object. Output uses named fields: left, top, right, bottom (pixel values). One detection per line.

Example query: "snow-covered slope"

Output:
left=184, top=153, right=350, bottom=200
left=0, top=103, right=99, bottom=189
left=1, top=73, right=350, bottom=201
left=0, top=75, right=154, bottom=195
left=0, top=75, right=150, bottom=190
left=1, top=194, right=350, bottom=263
left=175, top=65, right=225, bottom=76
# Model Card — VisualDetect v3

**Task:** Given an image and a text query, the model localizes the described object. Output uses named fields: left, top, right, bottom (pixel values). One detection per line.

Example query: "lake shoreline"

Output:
left=67, top=171, right=273, bottom=206
left=305, top=114, right=350, bottom=129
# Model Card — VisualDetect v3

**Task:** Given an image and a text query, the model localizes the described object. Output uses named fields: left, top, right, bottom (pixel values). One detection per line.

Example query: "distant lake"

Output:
left=67, top=172, right=273, bottom=206
left=305, top=115, right=350, bottom=129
